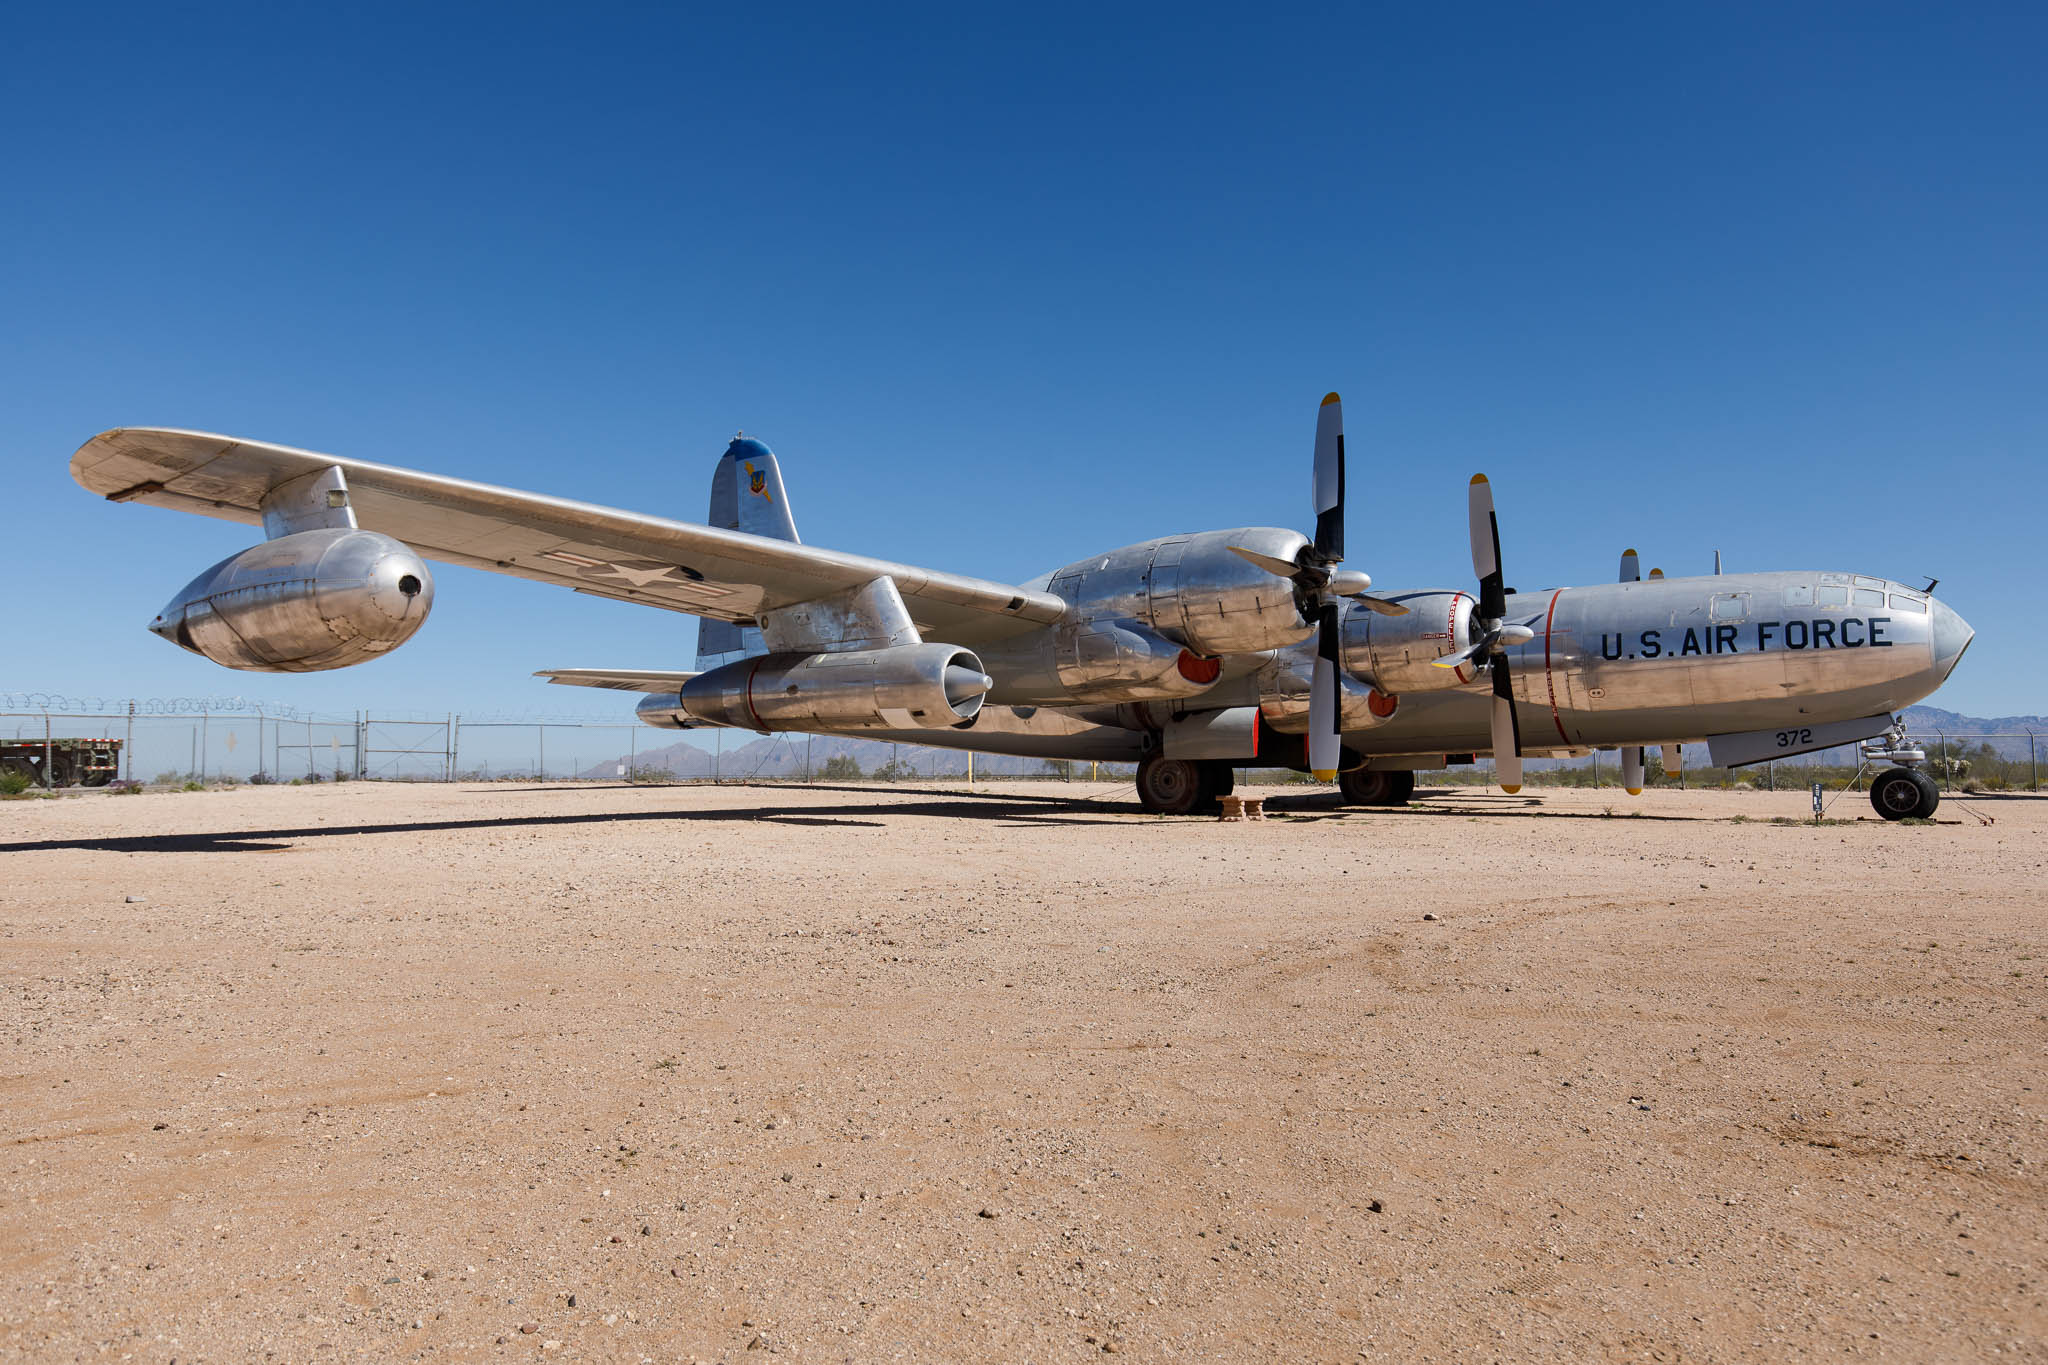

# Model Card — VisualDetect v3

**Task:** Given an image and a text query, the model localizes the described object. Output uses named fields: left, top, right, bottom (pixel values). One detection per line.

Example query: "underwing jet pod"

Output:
left=69, top=398, right=1974, bottom=819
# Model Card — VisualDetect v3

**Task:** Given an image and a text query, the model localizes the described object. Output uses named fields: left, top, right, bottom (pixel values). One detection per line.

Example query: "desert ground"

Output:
left=1, top=777, right=2043, bottom=1363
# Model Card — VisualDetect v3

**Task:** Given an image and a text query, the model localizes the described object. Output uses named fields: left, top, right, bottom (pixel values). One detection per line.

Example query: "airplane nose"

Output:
left=1929, top=598, right=1973, bottom=679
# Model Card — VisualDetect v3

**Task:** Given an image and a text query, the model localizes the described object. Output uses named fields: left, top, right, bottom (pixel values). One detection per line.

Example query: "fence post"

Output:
left=125, top=701, right=134, bottom=782
left=43, top=712, right=52, bottom=786
left=538, top=725, right=545, bottom=781
left=2031, top=730, right=2038, bottom=793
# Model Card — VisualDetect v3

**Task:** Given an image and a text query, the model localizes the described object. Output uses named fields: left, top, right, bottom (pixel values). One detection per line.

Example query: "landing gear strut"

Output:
left=1338, top=768, right=1414, bottom=807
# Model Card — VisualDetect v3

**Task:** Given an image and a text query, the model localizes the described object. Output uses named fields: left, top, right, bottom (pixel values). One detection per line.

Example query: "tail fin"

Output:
left=696, top=436, right=800, bottom=668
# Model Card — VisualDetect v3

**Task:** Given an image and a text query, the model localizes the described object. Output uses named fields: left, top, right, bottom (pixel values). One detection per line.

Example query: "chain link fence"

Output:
left=2, top=693, right=2041, bottom=791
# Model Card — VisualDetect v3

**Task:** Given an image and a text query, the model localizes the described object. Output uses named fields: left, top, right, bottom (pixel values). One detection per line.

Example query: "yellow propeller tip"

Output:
left=1501, top=784, right=1521, bottom=794
left=1625, top=787, right=1643, bottom=796
left=1624, top=548, right=1637, bottom=556
left=1470, top=473, right=1489, bottom=485
left=1312, top=770, right=1336, bottom=782
left=1321, top=392, right=1341, bottom=406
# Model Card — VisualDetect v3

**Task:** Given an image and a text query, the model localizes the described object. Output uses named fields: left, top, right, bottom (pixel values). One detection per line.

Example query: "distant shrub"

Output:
left=0, top=768, right=32, bottom=797
left=109, top=780, right=145, bottom=795
left=819, top=755, right=863, bottom=780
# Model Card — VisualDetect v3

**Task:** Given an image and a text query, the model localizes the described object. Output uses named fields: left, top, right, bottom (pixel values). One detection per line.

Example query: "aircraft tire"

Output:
left=1196, top=762, right=1234, bottom=809
left=1135, top=755, right=1203, bottom=815
left=1910, top=768, right=1941, bottom=818
left=1338, top=767, right=1413, bottom=807
left=1870, top=767, right=1934, bottom=821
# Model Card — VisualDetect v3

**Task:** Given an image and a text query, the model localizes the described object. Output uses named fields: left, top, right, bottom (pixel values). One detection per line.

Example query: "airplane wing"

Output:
left=535, top=669, right=697, bottom=693
left=70, top=428, right=1066, bottom=645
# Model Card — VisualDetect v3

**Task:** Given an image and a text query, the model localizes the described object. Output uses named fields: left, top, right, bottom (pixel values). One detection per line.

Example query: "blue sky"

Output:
left=5, top=3, right=2043, bottom=724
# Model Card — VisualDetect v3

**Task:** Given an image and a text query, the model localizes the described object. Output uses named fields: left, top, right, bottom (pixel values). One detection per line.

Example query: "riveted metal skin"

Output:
left=1034, top=527, right=1317, bottom=659
left=1343, top=590, right=1478, bottom=694
left=677, top=643, right=988, bottom=732
left=150, top=528, right=433, bottom=672
left=1255, top=644, right=1401, bottom=734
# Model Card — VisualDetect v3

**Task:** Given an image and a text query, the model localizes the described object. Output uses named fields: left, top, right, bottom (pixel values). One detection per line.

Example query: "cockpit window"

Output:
left=1889, top=594, right=1927, bottom=613
left=1816, top=585, right=1849, bottom=607
left=1854, top=575, right=1886, bottom=590
left=1853, top=587, right=1885, bottom=607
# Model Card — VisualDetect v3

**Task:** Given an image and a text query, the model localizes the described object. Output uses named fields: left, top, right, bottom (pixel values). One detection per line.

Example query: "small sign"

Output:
left=224, top=731, right=238, bottom=753
left=1811, top=783, right=1824, bottom=816
left=616, top=764, right=626, bottom=777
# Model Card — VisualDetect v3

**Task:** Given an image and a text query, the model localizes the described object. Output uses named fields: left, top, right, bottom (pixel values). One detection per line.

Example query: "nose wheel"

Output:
left=1870, top=766, right=1940, bottom=820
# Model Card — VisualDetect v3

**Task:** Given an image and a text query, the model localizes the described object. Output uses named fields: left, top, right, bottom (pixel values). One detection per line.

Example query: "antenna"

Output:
left=1713, top=549, right=1722, bottom=575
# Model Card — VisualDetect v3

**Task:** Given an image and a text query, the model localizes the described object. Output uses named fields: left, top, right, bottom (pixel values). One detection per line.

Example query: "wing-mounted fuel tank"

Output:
left=1341, top=590, right=1479, bottom=693
left=677, top=644, right=992, bottom=732
left=151, top=467, right=435, bottom=673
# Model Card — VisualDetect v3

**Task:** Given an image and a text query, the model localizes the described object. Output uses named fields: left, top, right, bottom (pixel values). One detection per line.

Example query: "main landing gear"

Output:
left=1338, top=768, right=1414, bottom=807
left=1864, top=720, right=1940, bottom=820
left=1135, top=755, right=1234, bottom=815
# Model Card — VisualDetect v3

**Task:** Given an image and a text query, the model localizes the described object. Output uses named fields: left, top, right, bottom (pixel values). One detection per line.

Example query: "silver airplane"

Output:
left=68, top=396, right=1973, bottom=820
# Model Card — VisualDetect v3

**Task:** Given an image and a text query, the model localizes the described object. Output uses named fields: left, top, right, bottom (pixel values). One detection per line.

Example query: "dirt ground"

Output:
left=1, top=777, right=2043, bottom=1363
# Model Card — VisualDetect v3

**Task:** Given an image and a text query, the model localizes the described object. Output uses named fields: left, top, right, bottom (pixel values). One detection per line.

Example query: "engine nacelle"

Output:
left=678, top=643, right=991, bottom=732
left=1046, top=527, right=1316, bottom=660
left=1341, top=589, right=1478, bottom=693
left=151, top=529, right=433, bottom=672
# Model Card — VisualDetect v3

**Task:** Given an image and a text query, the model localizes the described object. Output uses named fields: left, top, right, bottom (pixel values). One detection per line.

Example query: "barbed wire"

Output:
left=0, top=692, right=324, bottom=720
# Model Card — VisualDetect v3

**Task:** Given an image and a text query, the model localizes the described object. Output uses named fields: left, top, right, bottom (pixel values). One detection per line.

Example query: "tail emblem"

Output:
left=744, top=461, right=772, bottom=502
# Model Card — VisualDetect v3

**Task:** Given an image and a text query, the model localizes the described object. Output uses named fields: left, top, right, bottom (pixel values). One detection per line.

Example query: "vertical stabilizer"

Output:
left=697, top=436, right=801, bottom=669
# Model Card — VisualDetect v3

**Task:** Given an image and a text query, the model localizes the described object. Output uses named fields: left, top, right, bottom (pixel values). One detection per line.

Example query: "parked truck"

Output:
left=0, top=737, right=121, bottom=788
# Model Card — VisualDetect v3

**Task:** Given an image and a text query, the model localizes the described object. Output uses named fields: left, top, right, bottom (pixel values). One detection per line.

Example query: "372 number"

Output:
left=1776, top=728, right=1813, bottom=748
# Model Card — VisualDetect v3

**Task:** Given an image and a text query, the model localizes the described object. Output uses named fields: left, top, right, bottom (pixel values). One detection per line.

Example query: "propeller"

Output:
left=1429, top=474, right=1533, bottom=792
left=1618, top=548, right=1644, bottom=791
left=1225, top=393, right=1408, bottom=782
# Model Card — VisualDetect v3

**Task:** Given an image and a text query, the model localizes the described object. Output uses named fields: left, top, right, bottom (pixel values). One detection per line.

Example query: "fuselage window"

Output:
left=1710, top=594, right=1748, bottom=620
left=1816, top=585, right=1849, bottom=607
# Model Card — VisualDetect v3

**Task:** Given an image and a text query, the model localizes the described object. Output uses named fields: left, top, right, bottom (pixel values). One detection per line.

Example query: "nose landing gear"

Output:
left=1864, top=721, right=1939, bottom=820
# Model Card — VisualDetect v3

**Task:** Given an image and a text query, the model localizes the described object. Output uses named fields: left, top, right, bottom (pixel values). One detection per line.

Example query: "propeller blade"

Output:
left=1490, top=673, right=1523, bottom=793
left=1308, top=604, right=1342, bottom=780
left=1621, top=744, right=1644, bottom=795
left=1619, top=548, right=1640, bottom=583
left=1468, top=474, right=1506, bottom=619
left=1313, top=393, right=1344, bottom=562
left=1430, top=640, right=1485, bottom=669
left=1226, top=545, right=1303, bottom=580
left=1354, top=595, right=1410, bottom=617
left=1648, top=567, right=1664, bottom=580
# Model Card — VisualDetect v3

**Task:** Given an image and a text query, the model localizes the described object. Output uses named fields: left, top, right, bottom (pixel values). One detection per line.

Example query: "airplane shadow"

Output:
left=0, top=790, right=1132, bottom=855
left=0, top=783, right=1843, bottom=856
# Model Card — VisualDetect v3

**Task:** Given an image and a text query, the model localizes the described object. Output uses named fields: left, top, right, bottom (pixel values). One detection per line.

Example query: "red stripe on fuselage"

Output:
left=1542, top=588, right=1569, bottom=745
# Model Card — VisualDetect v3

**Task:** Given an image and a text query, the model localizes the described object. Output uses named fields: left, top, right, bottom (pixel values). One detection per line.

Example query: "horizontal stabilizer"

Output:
left=534, top=668, right=698, bottom=693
